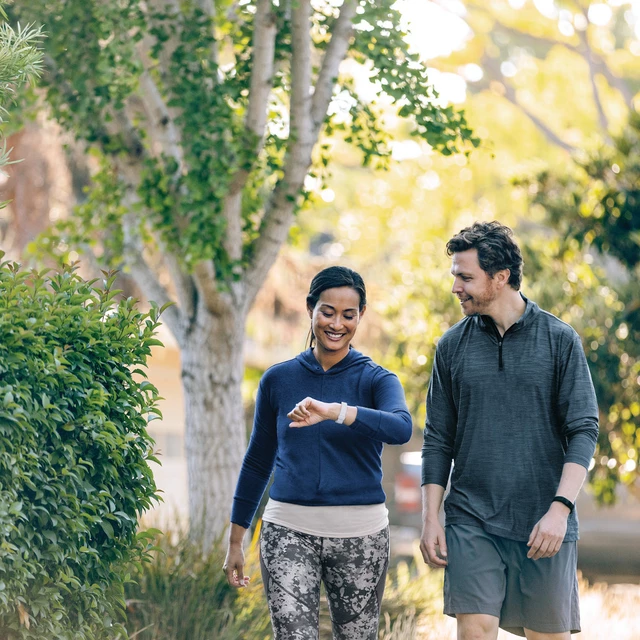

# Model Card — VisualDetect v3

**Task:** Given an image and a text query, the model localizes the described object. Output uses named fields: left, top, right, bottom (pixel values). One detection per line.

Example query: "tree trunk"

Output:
left=180, top=307, right=248, bottom=550
left=1, top=120, right=72, bottom=259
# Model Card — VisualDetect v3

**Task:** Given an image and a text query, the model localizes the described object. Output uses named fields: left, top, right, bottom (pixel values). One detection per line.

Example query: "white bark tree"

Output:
left=14, top=0, right=477, bottom=549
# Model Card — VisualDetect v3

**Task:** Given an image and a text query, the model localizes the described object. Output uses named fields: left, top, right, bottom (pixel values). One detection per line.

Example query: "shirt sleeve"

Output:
left=230, top=378, right=278, bottom=529
left=422, top=339, right=457, bottom=488
left=557, top=331, right=599, bottom=469
left=348, top=369, right=413, bottom=445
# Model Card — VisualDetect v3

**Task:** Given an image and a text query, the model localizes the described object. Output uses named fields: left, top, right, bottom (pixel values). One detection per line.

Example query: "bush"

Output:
left=0, top=258, right=164, bottom=639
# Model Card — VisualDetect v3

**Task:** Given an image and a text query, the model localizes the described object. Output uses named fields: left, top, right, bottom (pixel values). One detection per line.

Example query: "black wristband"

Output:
left=552, top=496, right=575, bottom=513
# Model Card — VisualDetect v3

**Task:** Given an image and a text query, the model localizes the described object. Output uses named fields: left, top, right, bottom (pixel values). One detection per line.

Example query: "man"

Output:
left=420, top=221, right=598, bottom=640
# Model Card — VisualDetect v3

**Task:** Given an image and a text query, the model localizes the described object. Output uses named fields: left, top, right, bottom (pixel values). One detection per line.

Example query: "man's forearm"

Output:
left=555, top=461, right=588, bottom=503
left=422, top=483, right=446, bottom=520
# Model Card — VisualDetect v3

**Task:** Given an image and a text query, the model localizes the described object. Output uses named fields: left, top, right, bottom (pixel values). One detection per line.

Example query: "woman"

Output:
left=224, top=266, right=412, bottom=640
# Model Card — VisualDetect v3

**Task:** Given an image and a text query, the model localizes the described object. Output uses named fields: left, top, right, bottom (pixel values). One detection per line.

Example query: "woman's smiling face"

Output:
left=308, top=286, right=365, bottom=356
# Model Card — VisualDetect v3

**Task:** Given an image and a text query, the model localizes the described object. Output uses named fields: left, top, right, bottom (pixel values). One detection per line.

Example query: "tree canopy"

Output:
left=522, top=111, right=640, bottom=502
left=10, top=0, right=478, bottom=544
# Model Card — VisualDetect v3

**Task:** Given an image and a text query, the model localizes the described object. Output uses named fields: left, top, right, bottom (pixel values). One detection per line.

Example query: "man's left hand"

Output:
left=526, top=503, right=569, bottom=560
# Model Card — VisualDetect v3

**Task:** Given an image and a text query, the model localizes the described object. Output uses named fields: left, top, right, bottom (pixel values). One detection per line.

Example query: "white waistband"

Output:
left=262, top=499, right=389, bottom=538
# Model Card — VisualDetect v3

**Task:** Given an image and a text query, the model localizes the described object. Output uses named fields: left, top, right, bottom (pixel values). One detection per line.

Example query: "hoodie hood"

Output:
left=296, top=347, right=372, bottom=375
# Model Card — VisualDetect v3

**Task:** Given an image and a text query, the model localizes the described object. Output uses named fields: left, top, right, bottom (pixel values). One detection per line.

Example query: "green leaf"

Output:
left=100, top=520, right=115, bottom=539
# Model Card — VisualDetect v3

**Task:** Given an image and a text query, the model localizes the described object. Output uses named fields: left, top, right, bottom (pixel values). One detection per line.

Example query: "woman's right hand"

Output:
left=223, top=543, right=250, bottom=587
left=223, top=523, right=251, bottom=588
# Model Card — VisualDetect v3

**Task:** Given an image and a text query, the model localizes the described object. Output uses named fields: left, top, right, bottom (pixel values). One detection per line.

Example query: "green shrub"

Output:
left=0, top=257, right=164, bottom=639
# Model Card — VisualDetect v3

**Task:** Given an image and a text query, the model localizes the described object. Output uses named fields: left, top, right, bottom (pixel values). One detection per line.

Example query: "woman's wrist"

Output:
left=342, top=405, right=358, bottom=426
left=329, top=402, right=358, bottom=425
left=228, top=523, right=247, bottom=546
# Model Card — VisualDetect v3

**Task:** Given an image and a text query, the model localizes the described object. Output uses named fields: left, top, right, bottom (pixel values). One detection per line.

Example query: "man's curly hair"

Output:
left=446, top=221, right=523, bottom=290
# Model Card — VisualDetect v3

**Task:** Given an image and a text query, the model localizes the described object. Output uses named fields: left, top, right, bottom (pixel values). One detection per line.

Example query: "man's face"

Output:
left=450, top=249, right=500, bottom=316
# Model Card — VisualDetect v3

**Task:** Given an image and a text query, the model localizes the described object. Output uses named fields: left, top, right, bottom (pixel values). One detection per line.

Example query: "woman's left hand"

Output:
left=288, top=397, right=338, bottom=427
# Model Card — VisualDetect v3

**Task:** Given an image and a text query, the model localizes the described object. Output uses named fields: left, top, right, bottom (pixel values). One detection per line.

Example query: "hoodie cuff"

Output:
left=348, top=406, right=381, bottom=439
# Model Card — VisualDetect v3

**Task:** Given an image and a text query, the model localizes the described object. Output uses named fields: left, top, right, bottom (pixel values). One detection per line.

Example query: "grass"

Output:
left=123, top=527, right=237, bottom=640
left=575, top=580, right=640, bottom=640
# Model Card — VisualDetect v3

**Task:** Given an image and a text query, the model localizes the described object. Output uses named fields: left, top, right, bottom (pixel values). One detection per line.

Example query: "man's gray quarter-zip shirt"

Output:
left=421, top=296, right=599, bottom=542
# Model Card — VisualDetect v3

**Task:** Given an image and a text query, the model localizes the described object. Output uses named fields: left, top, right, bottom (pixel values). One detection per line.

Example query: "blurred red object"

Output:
left=394, top=471, right=421, bottom=513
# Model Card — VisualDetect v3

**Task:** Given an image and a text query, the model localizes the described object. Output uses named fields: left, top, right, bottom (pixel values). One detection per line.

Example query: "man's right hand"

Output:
left=419, top=517, right=448, bottom=568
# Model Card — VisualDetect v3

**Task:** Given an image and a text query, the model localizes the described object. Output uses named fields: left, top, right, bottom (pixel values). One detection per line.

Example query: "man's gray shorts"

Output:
left=444, top=524, right=580, bottom=637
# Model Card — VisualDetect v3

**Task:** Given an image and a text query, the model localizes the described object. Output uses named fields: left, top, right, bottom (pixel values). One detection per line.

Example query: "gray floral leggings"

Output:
left=259, top=521, right=389, bottom=640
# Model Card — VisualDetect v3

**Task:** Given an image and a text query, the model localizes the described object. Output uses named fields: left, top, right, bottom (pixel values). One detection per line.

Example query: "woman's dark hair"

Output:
left=306, top=266, right=366, bottom=348
left=446, top=221, right=524, bottom=290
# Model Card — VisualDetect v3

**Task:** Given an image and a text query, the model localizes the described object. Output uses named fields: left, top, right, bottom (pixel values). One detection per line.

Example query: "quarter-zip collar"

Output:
left=475, top=295, right=540, bottom=370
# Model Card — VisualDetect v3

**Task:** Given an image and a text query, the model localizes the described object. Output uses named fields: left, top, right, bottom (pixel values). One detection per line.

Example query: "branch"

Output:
left=242, top=182, right=300, bottom=310
left=195, top=0, right=219, bottom=66
left=222, top=0, right=277, bottom=261
left=222, top=190, right=243, bottom=261
left=102, top=107, right=194, bottom=336
left=42, top=51, right=191, bottom=339
left=244, top=0, right=359, bottom=307
left=196, top=0, right=215, bottom=19
left=132, top=3, right=188, bottom=169
left=41, top=54, right=145, bottom=164
left=590, top=57, right=635, bottom=111
left=243, top=0, right=317, bottom=306
left=109, top=95, right=197, bottom=325
left=246, top=0, right=278, bottom=140
left=144, top=0, right=186, bottom=88
left=512, top=95, right=577, bottom=152
left=77, top=241, right=108, bottom=281
left=158, top=239, right=197, bottom=322
left=116, top=152, right=196, bottom=325
left=311, top=0, right=358, bottom=134
left=289, top=0, right=313, bottom=159
left=577, top=25, right=611, bottom=139
left=121, top=205, right=185, bottom=343
left=133, top=57, right=184, bottom=169
left=469, top=7, right=635, bottom=112
left=193, top=261, right=232, bottom=317
left=471, top=8, right=578, bottom=54
left=480, top=56, right=577, bottom=153
left=109, top=128, right=197, bottom=334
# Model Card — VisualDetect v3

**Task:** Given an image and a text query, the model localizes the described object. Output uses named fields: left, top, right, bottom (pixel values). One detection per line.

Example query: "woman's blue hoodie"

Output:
left=231, top=348, right=412, bottom=529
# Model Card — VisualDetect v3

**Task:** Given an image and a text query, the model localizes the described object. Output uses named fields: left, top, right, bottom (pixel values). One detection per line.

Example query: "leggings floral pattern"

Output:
left=259, top=521, right=389, bottom=640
